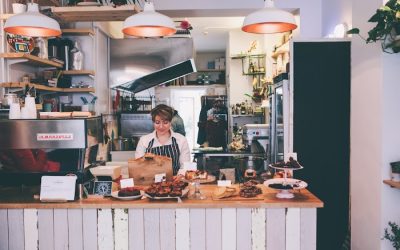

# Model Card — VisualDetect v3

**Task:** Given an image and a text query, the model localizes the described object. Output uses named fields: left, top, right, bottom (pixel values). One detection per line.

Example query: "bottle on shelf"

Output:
left=241, top=102, right=247, bottom=115
left=71, top=40, right=83, bottom=71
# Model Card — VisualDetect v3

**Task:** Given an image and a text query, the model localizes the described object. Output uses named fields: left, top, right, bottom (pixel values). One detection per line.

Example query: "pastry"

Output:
left=118, top=187, right=141, bottom=197
left=239, top=181, right=262, bottom=198
left=185, top=170, right=208, bottom=180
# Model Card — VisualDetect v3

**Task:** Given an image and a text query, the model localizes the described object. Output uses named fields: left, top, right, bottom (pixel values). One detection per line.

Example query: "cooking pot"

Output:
left=1, top=93, right=19, bottom=107
left=112, top=137, right=137, bottom=151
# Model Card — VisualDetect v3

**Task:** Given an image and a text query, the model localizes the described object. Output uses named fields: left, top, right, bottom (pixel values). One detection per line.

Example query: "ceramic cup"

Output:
left=12, top=3, right=26, bottom=14
left=9, top=103, right=21, bottom=119
left=20, top=107, right=29, bottom=119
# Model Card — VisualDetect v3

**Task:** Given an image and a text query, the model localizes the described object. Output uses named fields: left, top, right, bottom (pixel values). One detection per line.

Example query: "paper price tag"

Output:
left=120, top=178, right=134, bottom=188
left=217, top=180, right=232, bottom=187
left=183, top=162, right=197, bottom=171
left=155, top=173, right=166, bottom=183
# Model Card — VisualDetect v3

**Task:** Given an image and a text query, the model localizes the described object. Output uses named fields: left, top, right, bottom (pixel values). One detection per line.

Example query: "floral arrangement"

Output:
left=347, top=0, right=400, bottom=53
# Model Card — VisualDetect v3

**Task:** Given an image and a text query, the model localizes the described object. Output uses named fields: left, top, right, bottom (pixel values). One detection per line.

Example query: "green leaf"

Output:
left=347, top=28, right=360, bottom=34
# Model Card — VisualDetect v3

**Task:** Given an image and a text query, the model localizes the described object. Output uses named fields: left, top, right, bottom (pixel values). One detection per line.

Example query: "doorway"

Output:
left=170, top=88, right=207, bottom=151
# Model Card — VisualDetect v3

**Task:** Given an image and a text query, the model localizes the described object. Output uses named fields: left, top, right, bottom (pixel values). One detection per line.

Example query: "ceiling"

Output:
left=182, top=17, right=244, bottom=53
left=101, top=16, right=245, bottom=53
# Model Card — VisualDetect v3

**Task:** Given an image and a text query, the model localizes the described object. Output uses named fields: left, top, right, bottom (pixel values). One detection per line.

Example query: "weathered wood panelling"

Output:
left=129, top=209, right=144, bottom=250
left=68, top=209, right=83, bottom=250
left=190, top=208, right=206, bottom=250
left=221, top=208, right=236, bottom=250
left=144, top=209, right=161, bottom=250
left=114, top=208, right=129, bottom=250
left=23, top=209, right=38, bottom=250
left=160, top=209, right=176, bottom=250
left=251, top=208, right=266, bottom=250
left=175, top=208, right=190, bottom=250
left=54, top=209, right=68, bottom=250
left=0, top=210, right=8, bottom=250
left=266, top=208, right=286, bottom=250
left=206, top=208, right=222, bottom=250
left=97, top=208, right=113, bottom=250
left=286, top=208, right=301, bottom=250
left=82, top=209, right=97, bottom=250
left=300, top=208, right=317, bottom=250
left=237, top=208, right=252, bottom=250
left=38, top=209, right=54, bottom=250
left=8, top=209, right=24, bottom=250
left=0, top=207, right=318, bottom=250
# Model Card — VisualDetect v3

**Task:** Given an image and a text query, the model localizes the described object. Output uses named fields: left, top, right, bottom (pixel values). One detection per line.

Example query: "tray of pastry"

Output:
left=143, top=181, right=189, bottom=202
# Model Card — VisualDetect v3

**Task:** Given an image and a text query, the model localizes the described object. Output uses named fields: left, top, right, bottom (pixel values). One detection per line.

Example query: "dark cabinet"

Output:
left=292, top=41, right=350, bottom=250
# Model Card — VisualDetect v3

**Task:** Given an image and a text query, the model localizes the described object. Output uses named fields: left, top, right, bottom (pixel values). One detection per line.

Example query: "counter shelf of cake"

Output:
left=265, top=157, right=307, bottom=199
left=0, top=117, right=103, bottom=198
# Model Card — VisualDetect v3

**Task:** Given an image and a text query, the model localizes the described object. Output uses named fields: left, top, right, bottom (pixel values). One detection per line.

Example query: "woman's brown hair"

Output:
left=150, top=104, right=174, bottom=122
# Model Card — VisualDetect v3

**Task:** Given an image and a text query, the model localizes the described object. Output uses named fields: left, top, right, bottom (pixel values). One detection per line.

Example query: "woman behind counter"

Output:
left=135, top=104, right=191, bottom=175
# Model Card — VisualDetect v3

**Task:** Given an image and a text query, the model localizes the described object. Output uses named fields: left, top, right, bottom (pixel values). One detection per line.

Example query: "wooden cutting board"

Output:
left=212, top=194, right=264, bottom=201
left=211, top=185, right=264, bottom=201
left=128, top=154, right=173, bottom=185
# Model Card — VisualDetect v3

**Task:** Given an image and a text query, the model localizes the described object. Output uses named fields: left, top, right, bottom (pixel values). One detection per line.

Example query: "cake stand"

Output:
left=265, top=163, right=306, bottom=199
left=264, top=178, right=308, bottom=199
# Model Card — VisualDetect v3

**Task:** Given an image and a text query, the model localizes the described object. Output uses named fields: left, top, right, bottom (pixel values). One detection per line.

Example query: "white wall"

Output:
left=321, top=0, right=352, bottom=37
left=350, top=0, right=400, bottom=249
left=381, top=53, right=400, bottom=249
left=228, top=29, right=265, bottom=105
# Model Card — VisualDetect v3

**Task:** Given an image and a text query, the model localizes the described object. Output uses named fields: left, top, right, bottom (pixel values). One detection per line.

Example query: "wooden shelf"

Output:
left=62, top=70, right=95, bottom=76
left=51, top=5, right=140, bottom=22
left=232, top=114, right=264, bottom=117
left=231, top=53, right=266, bottom=59
left=61, top=29, right=95, bottom=36
left=197, top=69, right=225, bottom=72
left=0, top=82, right=95, bottom=93
left=0, top=14, right=13, bottom=20
left=62, top=87, right=95, bottom=93
left=38, top=0, right=60, bottom=6
left=244, top=72, right=265, bottom=76
left=383, top=180, right=400, bottom=189
left=0, top=53, right=63, bottom=68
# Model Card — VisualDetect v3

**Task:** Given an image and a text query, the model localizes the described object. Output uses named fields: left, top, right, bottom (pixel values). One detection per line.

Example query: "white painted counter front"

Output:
left=0, top=185, right=322, bottom=250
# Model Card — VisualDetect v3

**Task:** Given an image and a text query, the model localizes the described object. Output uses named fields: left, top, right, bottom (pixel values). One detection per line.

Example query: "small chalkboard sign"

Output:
left=93, top=181, right=112, bottom=196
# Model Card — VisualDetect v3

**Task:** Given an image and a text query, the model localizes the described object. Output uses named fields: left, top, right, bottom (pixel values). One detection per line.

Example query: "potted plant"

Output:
left=383, top=222, right=400, bottom=250
left=12, top=0, right=26, bottom=14
left=390, top=161, right=400, bottom=182
left=347, top=0, right=400, bottom=53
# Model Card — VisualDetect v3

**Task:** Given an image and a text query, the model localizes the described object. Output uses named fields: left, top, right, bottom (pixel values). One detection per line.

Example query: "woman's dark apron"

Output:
left=145, top=137, right=180, bottom=175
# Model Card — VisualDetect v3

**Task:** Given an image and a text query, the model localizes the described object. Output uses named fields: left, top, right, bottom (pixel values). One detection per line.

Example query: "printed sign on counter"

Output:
left=40, top=176, right=77, bottom=202
left=217, top=180, right=232, bottom=187
left=155, top=173, right=166, bottom=183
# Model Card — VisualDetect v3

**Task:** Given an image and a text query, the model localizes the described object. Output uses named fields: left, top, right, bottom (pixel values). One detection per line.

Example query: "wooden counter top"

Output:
left=0, top=185, right=323, bottom=209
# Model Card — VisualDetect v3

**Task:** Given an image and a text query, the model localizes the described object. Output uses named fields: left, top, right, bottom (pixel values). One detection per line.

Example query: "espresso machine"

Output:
left=241, top=124, right=270, bottom=175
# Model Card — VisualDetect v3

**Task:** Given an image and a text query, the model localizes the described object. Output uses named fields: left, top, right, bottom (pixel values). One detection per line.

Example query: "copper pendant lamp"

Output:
left=242, top=0, right=297, bottom=34
left=4, top=2, right=61, bottom=37
left=122, top=1, right=176, bottom=37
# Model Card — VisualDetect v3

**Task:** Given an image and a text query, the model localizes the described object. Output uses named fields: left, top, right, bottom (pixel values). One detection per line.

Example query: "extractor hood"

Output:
left=110, top=37, right=196, bottom=94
